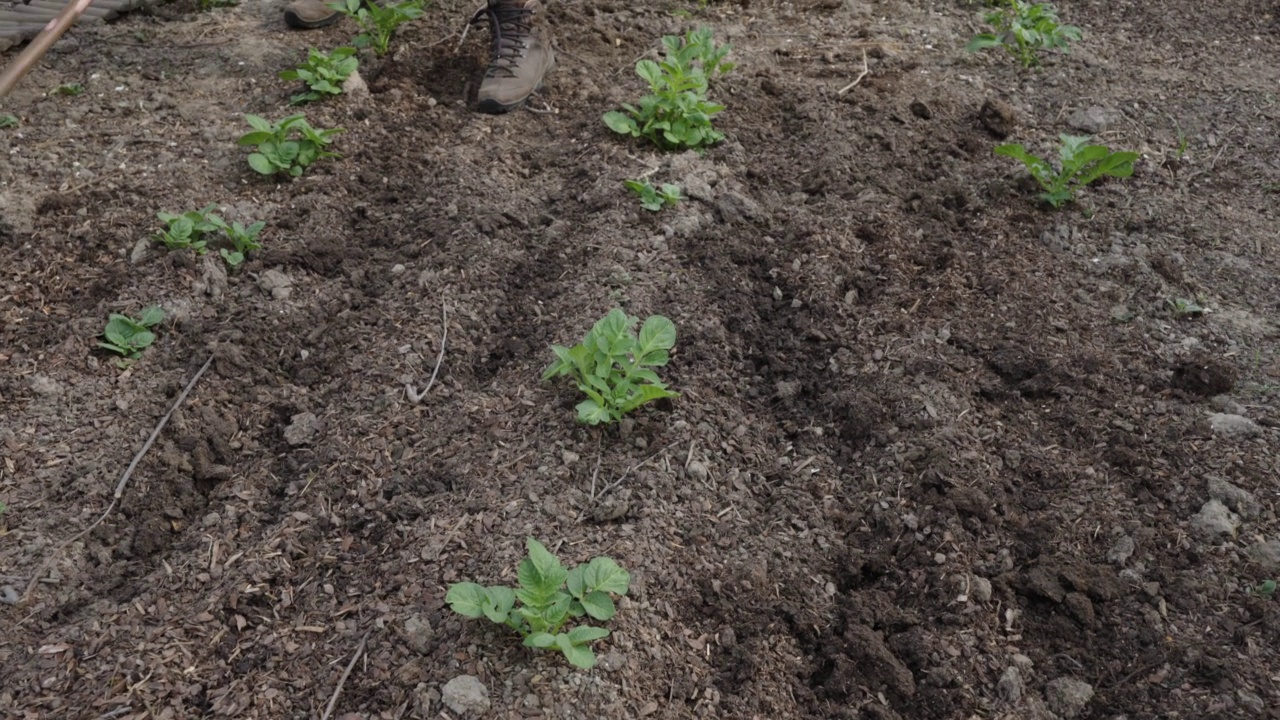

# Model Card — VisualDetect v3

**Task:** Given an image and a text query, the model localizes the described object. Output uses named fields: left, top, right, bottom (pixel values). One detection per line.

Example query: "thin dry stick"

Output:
left=588, top=434, right=604, bottom=501
left=837, top=49, right=869, bottom=95
left=405, top=304, right=449, bottom=404
left=320, top=631, right=370, bottom=720
left=596, top=444, right=670, bottom=501
left=20, top=356, right=214, bottom=604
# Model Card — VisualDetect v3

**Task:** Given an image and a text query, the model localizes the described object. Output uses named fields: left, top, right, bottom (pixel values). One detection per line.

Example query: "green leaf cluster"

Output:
left=603, top=28, right=734, bottom=151
left=153, top=205, right=266, bottom=268
left=0, top=114, right=18, bottom=129
left=965, top=0, right=1080, bottom=67
left=995, top=134, right=1137, bottom=208
left=217, top=219, right=266, bottom=269
left=280, top=47, right=359, bottom=105
left=624, top=179, right=682, bottom=212
left=329, top=0, right=425, bottom=56
left=446, top=538, right=631, bottom=669
left=238, top=114, right=343, bottom=178
left=154, top=204, right=221, bottom=254
left=543, top=308, right=679, bottom=425
left=99, top=306, right=164, bottom=359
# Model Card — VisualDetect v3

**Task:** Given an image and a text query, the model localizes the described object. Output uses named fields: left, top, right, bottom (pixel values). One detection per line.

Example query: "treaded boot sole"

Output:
left=285, top=0, right=375, bottom=29
left=284, top=9, right=342, bottom=29
left=475, top=70, right=551, bottom=115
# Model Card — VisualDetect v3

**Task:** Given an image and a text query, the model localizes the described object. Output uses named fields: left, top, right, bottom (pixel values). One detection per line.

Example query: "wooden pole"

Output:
left=0, top=0, right=96, bottom=98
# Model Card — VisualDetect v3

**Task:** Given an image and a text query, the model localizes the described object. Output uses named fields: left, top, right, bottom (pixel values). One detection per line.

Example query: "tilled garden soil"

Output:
left=2, top=0, right=1280, bottom=718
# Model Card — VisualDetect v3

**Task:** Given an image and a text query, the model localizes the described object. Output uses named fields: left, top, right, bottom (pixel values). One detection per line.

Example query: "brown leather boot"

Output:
left=473, top=0, right=555, bottom=113
left=284, top=0, right=344, bottom=29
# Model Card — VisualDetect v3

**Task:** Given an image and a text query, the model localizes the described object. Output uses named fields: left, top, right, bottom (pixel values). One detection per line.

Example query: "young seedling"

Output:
left=99, top=306, right=164, bottom=359
left=543, top=308, right=679, bottom=425
left=211, top=218, right=266, bottom=269
left=154, top=204, right=221, bottom=254
left=54, top=83, right=84, bottom=97
left=446, top=538, right=630, bottom=669
left=624, top=179, right=682, bottom=212
left=1256, top=580, right=1277, bottom=600
left=280, top=47, right=359, bottom=105
left=0, top=114, right=17, bottom=129
left=330, top=0, right=425, bottom=56
left=996, top=134, right=1137, bottom=208
left=198, top=0, right=238, bottom=8
left=603, top=27, right=734, bottom=151
left=965, top=0, right=1080, bottom=68
left=238, top=114, right=344, bottom=178
left=1167, top=297, right=1208, bottom=318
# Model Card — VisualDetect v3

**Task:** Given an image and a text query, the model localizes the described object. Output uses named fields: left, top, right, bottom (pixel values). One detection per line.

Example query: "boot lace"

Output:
left=470, top=2, right=534, bottom=78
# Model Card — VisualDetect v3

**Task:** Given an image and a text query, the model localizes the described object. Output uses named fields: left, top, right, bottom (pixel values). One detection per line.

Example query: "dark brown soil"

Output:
left=3, top=0, right=1280, bottom=718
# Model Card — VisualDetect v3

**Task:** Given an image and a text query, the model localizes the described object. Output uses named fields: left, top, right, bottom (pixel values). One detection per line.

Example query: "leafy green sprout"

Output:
left=603, top=27, right=734, bottom=151
left=543, top=309, right=679, bottom=425
left=0, top=114, right=17, bottom=129
left=624, top=179, right=682, bottom=212
left=154, top=204, right=221, bottom=254
left=238, top=114, right=344, bottom=178
left=280, top=47, right=359, bottom=105
left=446, top=538, right=630, bottom=669
left=965, top=0, right=1080, bottom=68
left=54, top=83, right=84, bottom=97
left=995, top=134, right=1138, bottom=208
left=1256, top=580, right=1277, bottom=600
left=329, top=0, right=425, bottom=56
left=1167, top=298, right=1208, bottom=318
left=198, top=0, right=238, bottom=8
left=99, top=307, right=164, bottom=359
left=213, top=218, right=266, bottom=269
left=153, top=206, right=266, bottom=267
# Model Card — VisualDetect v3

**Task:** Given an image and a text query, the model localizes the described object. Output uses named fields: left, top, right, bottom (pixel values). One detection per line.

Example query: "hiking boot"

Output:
left=472, top=0, right=555, bottom=113
left=284, top=0, right=345, bottom=30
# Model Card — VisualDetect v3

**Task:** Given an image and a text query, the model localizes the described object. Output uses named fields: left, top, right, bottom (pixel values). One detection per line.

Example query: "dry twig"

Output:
left=837, top=49, right=869, bottom=95
left=320, top=631, right=370, bottom=720
left=20, top=356, right=214, bottom=605
left=405, top=304, right=448, bottom=404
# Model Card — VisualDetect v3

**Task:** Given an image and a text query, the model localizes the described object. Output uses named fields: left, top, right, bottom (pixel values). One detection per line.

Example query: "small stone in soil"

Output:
left=1208, top=413, right=1261, bottom=438
left=1206, top=476, right=1261, bottom=519
left=441, top=675, right=490, bottom=716
left=401, top=614, right=435, bottom=655
left=1044, top=677, right=1094, bottom=718
left=997, top=666, right=1024, bottom=701
left=1246, top=540, right=1280, bottom=572
left=1190, top=499, right=1240, bottom=538
left=284, top=412, right=320, bottom=446
left=1107, top=536, right=1135, bottom=565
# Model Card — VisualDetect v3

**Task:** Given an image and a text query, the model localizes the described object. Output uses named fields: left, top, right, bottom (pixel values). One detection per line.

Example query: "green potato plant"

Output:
left=280, top=47, right=360, bottom=105
left=330, top=0, right=425, bottom=56
left=99, top=306, right=164, bottom=359
left=996, top=134, right=1137, bottom=208
left=965, top=0, right=1080, bottom=67
left=604, top=28, right=734, bottom=151
left=446, top=538, right=630, bottom=669
left=624, top=179, right=682, bottom=212
left=212, top=218, right=266, bottom=269
left=154, top=204, right=221, bottom=254
left=0, top=114, right=18, bottom=129
left=238, top=114, right=343, bottom=178
left=543, top=308, right=679, bottom=425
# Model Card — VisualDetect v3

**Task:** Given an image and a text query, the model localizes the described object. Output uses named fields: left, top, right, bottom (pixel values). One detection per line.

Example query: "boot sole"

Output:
left=285, top=0, right=376, bottom=29
left=284, top=10, right=342, bottom=29
left=475, top=63, right=554, bottom=115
